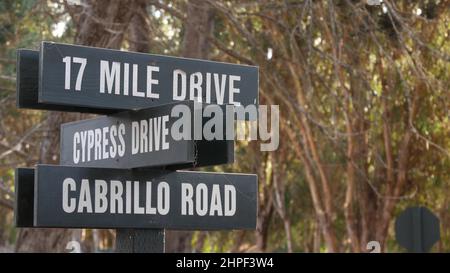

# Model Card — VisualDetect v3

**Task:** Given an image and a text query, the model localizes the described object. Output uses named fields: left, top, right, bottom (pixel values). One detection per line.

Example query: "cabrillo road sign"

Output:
left=60, top=101, right=233, bottom=169
left=17, top=165, right=257, bottom=230
left=17, top=42, right=258, bottom=117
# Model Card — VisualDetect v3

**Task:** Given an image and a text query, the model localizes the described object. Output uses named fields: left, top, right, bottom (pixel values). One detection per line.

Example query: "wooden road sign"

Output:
left=17, top=41, right=258, bottom=117
left=20, top=165, right=257, bottom=230
left=60, top=101, right=234, bottom=169
left=16, top=49, right=116, bottom=114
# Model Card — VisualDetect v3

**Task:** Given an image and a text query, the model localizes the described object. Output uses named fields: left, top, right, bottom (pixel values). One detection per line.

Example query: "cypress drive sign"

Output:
left=17, top=41, right=258, bottom=117
left=60, top=101, right=234, bottom=169
left=15, top=41, right=259, bottom=251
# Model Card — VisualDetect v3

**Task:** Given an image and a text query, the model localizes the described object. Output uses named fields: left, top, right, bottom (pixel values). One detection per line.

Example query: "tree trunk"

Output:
left=181, top=0, right=214, bottom=59
left=128, top=0, right=151, bottom=53
left=256, top=204, right=273, bottom=252
left=272, top=151, right=294, bottom=252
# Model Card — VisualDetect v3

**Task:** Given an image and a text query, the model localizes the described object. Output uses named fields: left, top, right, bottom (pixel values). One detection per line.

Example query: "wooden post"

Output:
left=116, top=229, right=165, bottom=253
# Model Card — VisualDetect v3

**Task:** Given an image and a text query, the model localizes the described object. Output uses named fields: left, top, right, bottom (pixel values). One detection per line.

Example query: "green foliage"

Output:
left=0, top=0, right=448, bottom=253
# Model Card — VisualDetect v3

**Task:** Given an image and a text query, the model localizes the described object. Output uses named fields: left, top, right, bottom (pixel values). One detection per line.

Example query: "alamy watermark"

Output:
left=168, top=102, right=279, bottom=152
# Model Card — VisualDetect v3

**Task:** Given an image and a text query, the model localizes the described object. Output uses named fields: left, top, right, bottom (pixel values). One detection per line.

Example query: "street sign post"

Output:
left=395, top=206, right=440, bottom=253
left=14, top=41, right=259, bottom=253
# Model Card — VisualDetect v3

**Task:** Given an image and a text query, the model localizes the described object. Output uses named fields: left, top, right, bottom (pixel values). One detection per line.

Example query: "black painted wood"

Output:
left=33, top=164, right=258, bottom=230
left=14, top=168, right=35, bottom=227
left=39, top=42, right=258, bottom=110
left=14, top=42, right=259, bottom=256
left=60, top=101, right=234, bottom=169
left=39, top=41, right=258, bottom=116
left=16, top=49, right=117, bottom=114
left=116, top=229, right=165, bottom=253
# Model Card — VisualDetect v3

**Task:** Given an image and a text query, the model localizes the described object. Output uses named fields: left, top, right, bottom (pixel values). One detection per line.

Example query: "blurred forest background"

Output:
left=0, top=0, right=449, bottom=253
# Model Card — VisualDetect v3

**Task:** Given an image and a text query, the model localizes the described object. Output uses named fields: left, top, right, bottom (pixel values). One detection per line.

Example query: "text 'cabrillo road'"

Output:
left=17, top=165, right=257, bottom=230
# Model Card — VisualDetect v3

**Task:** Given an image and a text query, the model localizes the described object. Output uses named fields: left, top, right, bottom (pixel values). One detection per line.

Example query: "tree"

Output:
left=0, top=0, right=448, bottom=253
left=205, top=0, right=450, bottom=252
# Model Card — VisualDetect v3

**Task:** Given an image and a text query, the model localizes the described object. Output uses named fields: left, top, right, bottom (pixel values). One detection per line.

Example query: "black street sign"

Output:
left=16, top=49, right=116, bottom=114
left=14, top=168, right=35, bottom=227
left=60, top=101, right=234, bottom=169
left=27, top=165, right=257, bottom=230
left=35, top=41, right=258, bottom=116
left=395, top=206, right=440, bottom=253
